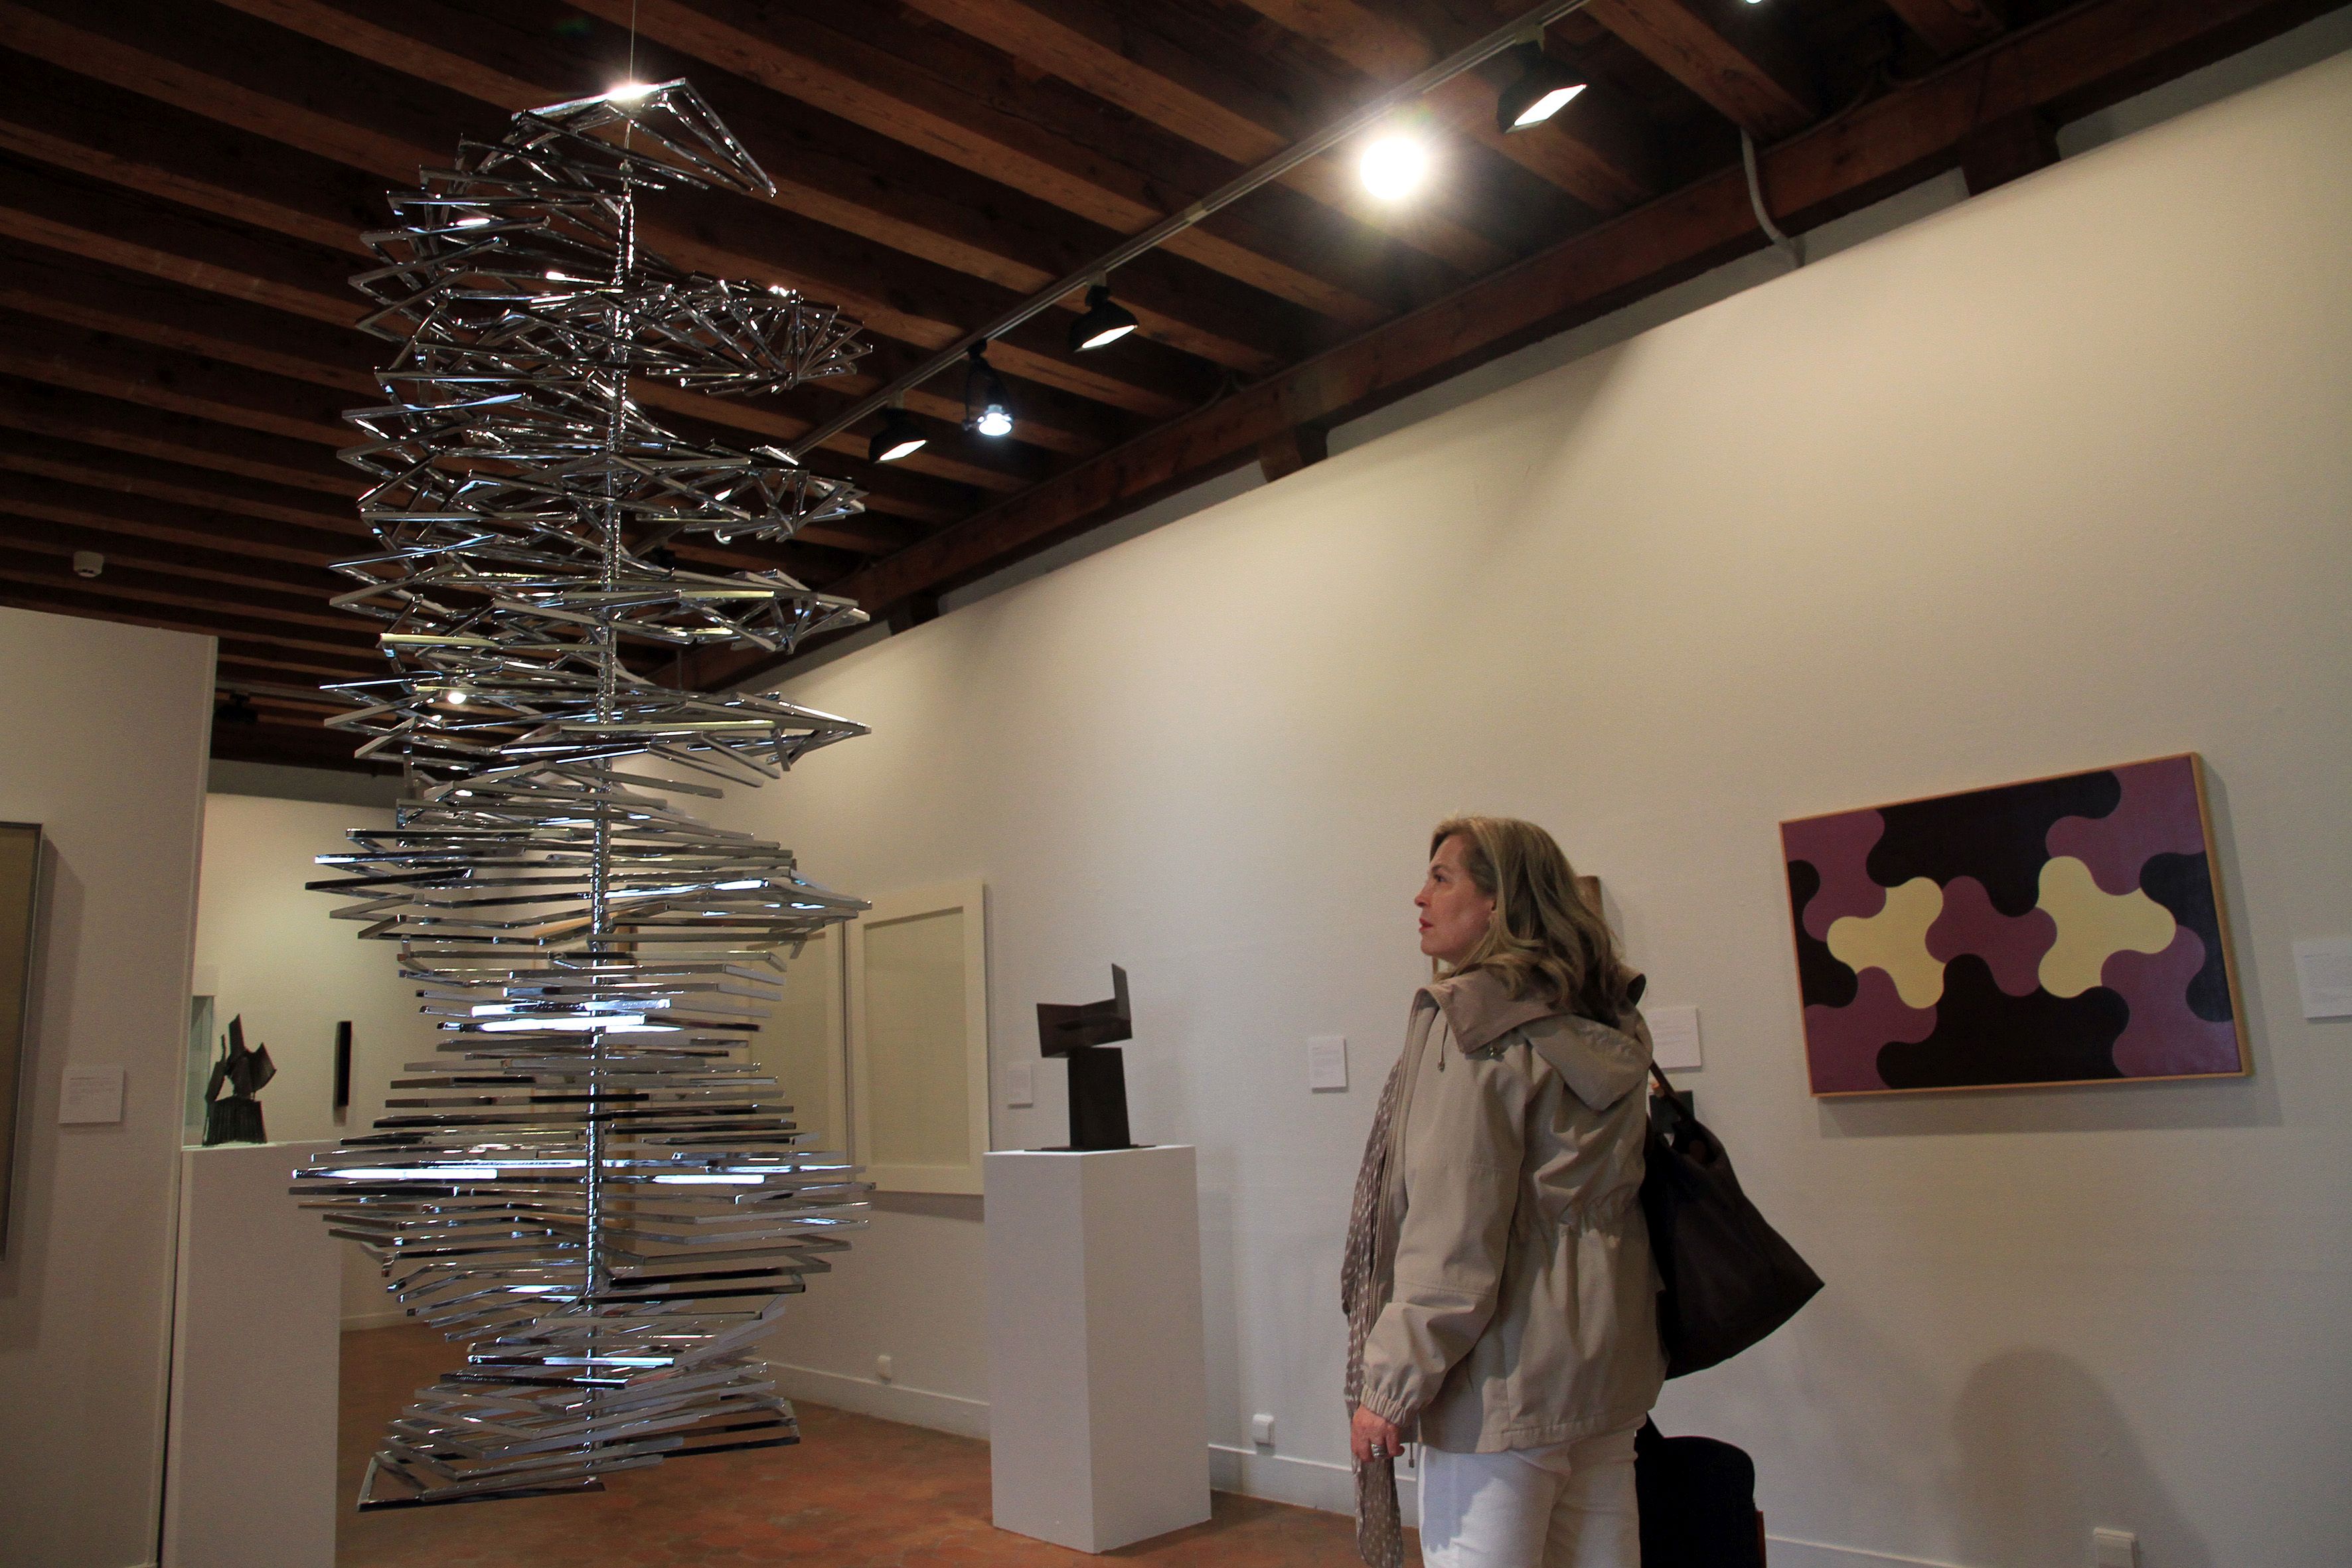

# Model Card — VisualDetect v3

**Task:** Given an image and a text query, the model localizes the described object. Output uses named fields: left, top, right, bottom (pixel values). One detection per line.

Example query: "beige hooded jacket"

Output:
left=1355, top=969, right=1665, bottom=1452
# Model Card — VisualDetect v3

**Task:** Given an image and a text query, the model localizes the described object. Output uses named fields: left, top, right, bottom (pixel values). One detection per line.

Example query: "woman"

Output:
left=1341, top=816, right=1662, bottom=1568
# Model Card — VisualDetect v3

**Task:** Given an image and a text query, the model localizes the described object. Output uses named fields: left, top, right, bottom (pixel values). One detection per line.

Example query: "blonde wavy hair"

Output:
left=1430, top=815, right=1636, bottom=1022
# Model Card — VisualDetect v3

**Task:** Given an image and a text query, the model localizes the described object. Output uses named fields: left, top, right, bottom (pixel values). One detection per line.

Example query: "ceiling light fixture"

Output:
left=963, top=343, right=1013, bottom=438
left=214, top=691, right=260, bottom=726
left=869, top=402, right=928, bottom=464
left=1069, top=281, right=1138, bottom=352
left=1360, top=133, right=1430, bottom=201
left=1496, top=42, right=1587, bottom=132
left=778, top=0, right=1597, bottom=465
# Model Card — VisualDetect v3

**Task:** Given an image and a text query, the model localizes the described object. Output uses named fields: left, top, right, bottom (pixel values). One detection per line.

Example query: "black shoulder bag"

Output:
left=1640, top=1062, right=1822, bottom=1378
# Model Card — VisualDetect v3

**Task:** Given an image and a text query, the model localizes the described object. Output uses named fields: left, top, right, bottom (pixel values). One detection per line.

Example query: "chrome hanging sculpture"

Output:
left=291, top=82, right=874, bottom=1510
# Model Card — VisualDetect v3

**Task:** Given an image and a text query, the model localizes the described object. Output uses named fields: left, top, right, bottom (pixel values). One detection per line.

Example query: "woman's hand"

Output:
left=1350, top=1403, right=1403, bottom=1465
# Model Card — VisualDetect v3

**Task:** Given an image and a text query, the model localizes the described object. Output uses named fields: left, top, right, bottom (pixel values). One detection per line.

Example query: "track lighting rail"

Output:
left=781, top=0, right=1595, bottom=465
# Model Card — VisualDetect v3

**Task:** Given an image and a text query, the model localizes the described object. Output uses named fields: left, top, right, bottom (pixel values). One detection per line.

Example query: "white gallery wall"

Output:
left=705, top=52, right=2352, bottom=1568
left=193, top=793, right=439, bottom=1324
left=0, top=608, right=213, bottom=1568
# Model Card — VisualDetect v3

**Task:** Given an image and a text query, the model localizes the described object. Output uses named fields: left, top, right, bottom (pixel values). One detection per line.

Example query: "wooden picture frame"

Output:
left=1781, top=754, right=2247, bottom=1096
left=847, top=880, right=990, bottom=1194
left=746, top=923, right=850, bottom=1160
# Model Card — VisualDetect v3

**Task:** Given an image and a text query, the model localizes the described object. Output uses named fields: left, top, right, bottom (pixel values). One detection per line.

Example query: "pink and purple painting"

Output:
left=1781, top=754, right=2246, bottom=1096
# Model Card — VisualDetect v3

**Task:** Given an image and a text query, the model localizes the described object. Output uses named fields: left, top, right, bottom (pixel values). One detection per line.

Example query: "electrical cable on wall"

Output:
left=1742, top=129, right=1806, bottom=268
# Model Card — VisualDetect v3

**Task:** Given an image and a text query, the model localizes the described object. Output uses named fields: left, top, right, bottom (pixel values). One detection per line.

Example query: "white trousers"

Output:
left=1416, top=1419, right=1642, bottom=1568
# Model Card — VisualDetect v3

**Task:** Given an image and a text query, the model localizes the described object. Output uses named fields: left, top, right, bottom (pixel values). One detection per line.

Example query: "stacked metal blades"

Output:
left=291, top=81, right=877, bottom=1510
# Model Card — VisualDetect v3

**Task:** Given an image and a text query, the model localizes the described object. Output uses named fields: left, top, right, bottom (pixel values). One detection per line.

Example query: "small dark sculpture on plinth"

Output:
left=202, top=1014, right=274, bottom=1146
left=1037, top=965, right=1135, bottom=1150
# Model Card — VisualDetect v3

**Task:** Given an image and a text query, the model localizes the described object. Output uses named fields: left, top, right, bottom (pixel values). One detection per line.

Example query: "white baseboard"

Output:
left=1763, top=1535, right=1978, bottom=1568
left=1208, top=1443, right=1421, bottom=1527
left=762, top=1360, right=990, bottom=1441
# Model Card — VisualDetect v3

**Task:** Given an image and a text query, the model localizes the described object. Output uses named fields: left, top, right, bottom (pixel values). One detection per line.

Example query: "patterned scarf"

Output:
left=1340, top=1046, right=1411, bottom=1568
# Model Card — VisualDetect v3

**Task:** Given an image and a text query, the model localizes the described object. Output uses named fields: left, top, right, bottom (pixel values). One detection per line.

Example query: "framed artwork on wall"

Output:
left=848, top=880, right=990, bottom=1194
left=0, top=822, right=42, bottom=1258
left=747, top=925, right=849, bottom=1158
left=1780, top=754, right=2247, bottom=1095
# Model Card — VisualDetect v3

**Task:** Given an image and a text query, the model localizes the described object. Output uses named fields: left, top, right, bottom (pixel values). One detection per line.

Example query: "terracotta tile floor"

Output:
left=340, top=1325, right=1415, bottom=1567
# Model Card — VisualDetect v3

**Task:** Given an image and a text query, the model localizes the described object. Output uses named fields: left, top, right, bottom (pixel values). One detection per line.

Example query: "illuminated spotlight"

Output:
left=1496, top=43, right=1587, bottom=133
left=1360, top=133, right=1429, bottom=200
left=606, top=80, right=654, bottom=101
left=869, top=403, right=927, bottom=464
left=963, top=343, right=1014, bottom=438
left=1069, top=282, right=1138, bottom=352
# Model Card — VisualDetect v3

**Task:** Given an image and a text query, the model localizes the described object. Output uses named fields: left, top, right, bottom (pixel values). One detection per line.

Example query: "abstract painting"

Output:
left=1782, top=755, right=2246, bottom=1095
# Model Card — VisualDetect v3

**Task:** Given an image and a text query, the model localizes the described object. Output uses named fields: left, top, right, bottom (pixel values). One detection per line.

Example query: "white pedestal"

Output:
left=986, top=1145, right=1212, bottom=1553
left=162, top=1141, right=340, bottom=1568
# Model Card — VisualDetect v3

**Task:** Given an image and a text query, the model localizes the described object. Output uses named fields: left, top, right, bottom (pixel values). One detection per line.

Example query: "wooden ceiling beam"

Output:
left=0, top=210, right=990, bottom=524
left=0, top=55, right=381, bottom=255
left=0, top=6, right=1190, bottom=442
left=0, top=540, right=350, bottom=631
left=210, top=0, right=1302, bottom=378
left=0, top=428, right=868, bottom=589
left=0, top=470, right=356, bottom=564
left=0, top=553, right=378, bottom=657
left=0, top=374, right=357, bottom=497
left=0, top=307, right=353, bottom=446
left=207, top=716, right=395, bottom=774
left=898, top=0, right=1514, bottom=275
left=0, top=510, right=336, bottom=599
left=212, top=665, right=360, bottom=706
left=0, top=137, right=1079, bottom=489
left=697, top=0, right=2316, bottom=689
left=1883, top=0, right=2007, bottom=58
left=564, top=0, right=1391, bottom=326
left=1231, top=0, right=1660, bottom=212
left=1582, top=0, right=1818, bottom=139
left=0, top=433, right=358, bottom=535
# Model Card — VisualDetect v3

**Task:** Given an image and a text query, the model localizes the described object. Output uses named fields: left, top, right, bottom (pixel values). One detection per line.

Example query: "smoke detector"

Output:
left=72, top=550, right=105, bottom=579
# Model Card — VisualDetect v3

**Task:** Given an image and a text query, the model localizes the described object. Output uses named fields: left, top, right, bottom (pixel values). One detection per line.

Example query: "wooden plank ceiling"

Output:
left=0, top=0, right=2338, bottom=770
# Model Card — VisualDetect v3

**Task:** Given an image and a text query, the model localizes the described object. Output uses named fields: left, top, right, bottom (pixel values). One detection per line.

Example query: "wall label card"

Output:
left=1648, top=1006, right=1703, bottom=1071
left=1308, top=1036, right=1348, bottom=1092
left=2292, top=939, right=2352, bottom=1021
left=60, top=1065, right=124, bottom=1125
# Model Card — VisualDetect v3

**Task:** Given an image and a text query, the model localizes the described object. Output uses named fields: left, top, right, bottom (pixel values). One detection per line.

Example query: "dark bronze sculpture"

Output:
left=1038, top=966, right=1136, bottom=1150
left=200, top=1016, right=273, bottom=1146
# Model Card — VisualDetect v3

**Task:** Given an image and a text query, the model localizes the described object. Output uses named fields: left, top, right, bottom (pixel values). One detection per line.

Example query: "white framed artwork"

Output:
left=746, top=925, right=849, bottom=1158
left=848, top=880, right=990, bottom=1194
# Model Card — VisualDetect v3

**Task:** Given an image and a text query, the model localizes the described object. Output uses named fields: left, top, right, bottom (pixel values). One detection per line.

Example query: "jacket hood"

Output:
left=1422, top=967, right=1565, bottom=1054
left=1422, top=967, right=1652, bottom=1111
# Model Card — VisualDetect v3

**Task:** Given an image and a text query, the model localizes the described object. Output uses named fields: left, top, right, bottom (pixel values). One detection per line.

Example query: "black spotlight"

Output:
left=1069, top=282, right=1138, bottom=352
left=869, top=404, right=928, bottom=463
left=215, top=691, right=260, bottom=726
left=1496, top=42, right=1585, bottom=133
left=963, top=343, right=1012, bottom=438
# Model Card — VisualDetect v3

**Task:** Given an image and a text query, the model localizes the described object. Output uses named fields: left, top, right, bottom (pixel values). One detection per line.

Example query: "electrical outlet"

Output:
left=1250, top=1412, right=1275, bottom=1447
left=2092, top=1527, right=2138, bottom=1567
left=875, top=1353, right=894, bottom=1383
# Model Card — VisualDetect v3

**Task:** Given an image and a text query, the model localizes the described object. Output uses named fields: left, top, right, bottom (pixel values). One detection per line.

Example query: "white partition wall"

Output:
left=0, top=607, right=213, bottom=1568
left=712, top=50, right=2352, bottom=1568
